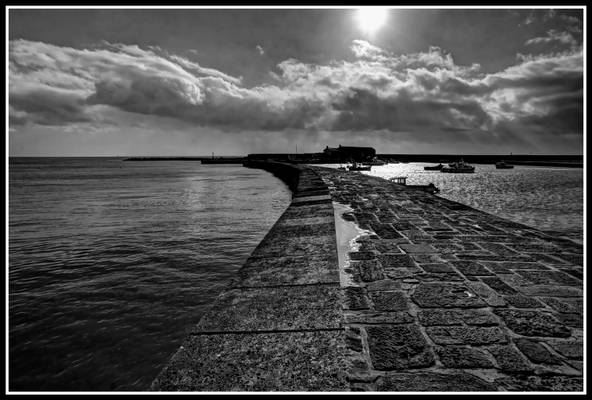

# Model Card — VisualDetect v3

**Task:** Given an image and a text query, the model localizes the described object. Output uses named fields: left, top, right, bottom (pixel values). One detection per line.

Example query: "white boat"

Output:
left=441, top=159, right=475, bottom=173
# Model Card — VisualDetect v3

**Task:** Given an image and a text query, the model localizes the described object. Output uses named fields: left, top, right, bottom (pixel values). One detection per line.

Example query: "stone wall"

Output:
left=150, top=162, right=348, bottom=391
left=151, top=162, right=583, bottom=392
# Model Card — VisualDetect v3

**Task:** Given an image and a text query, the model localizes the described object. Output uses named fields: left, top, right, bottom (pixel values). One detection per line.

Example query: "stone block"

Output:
left=488, top=346, right=533, bottom=372
left=480, top=277, right=518, bottom=294
left=426, top=326, right=507, bottom=345
left=354, top=259, right=385, bottom=282
left=399, top=243, right=438, bottom=253
left=450, top=260, right=494, bottom=276
left=366, top=325, right=434, bottom=370
left=419, top=263, right=455, bottom=273
left=437, top=346, right=494, bottom=368
left=466, top=281, right=506, bottom=306
left=369, top=291, right=409, bottom=312
left=494, top=309, right=571, bottom=337
left=344, top=311, right=414, bottom=325
left=515, top=339, right=561, bottom=364
left=549, top=342, right=583, bottom=359
left=504, top=295, right=544, bottom=309
left=151, top=331, right=348, bottom=391
left=344, top=286, right=371, bottom=310
left=376, top=372, right=497, bottom=391
left=377, top=253, right=412, bottom=268
left=196, top=285, right=342, bottom=332
left=411, top=282, right=486, bottom=308
left=418, top=309, right=498, bottom=326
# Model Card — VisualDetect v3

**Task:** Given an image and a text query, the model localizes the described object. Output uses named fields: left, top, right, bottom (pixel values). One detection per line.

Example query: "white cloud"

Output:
left=9, top=38, right=583, bottom=145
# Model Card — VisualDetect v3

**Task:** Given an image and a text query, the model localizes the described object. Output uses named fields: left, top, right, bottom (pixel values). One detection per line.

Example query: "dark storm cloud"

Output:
left=9, top=38, right=583, bottom=143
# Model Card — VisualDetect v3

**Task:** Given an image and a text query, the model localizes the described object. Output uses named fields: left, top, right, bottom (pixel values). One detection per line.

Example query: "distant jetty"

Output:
left=123, top=150, right=582, bottom=168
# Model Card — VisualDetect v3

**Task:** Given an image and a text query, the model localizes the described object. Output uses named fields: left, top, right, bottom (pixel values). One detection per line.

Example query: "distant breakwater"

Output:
left=151, top=162, right=583, bottom=392
left=123, top=155, right=582, bottom=168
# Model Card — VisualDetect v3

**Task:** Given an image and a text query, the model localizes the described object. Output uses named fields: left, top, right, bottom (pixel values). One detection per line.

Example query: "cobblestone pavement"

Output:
left=313, top=166, right=583, bottom=392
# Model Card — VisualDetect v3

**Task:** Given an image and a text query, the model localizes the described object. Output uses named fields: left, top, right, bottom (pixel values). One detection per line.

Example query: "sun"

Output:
left=355, top=7, right=389, bottom=36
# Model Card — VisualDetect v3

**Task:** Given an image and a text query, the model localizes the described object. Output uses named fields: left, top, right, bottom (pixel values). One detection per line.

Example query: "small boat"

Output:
left=441, top=159, right=475, bottom=173
left=365, top=157, right=388, bottom=166
left=348, top=162, right=372, bottom=171
left=495, top=161, right=514, bottom=169
left=424, top=163, right=443, bottom=171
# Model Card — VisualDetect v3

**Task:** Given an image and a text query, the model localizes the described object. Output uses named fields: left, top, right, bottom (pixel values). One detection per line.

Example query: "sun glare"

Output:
left=355, top=7, right=389, bottom=36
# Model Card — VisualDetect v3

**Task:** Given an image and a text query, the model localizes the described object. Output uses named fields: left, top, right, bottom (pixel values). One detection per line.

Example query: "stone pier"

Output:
left=151, top=163, right=583, bottom=392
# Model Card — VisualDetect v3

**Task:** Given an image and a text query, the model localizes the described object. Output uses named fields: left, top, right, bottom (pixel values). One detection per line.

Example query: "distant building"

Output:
left=323, top=145, right=376, bottom=162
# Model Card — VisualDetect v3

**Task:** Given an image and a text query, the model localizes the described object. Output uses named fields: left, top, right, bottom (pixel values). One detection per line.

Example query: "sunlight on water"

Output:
left=320, top=162, right=583, bottom=243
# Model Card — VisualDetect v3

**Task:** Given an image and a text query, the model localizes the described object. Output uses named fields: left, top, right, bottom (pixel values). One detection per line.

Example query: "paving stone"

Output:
left=376, top=372, right=497, bottom=391
left=516, top=270, right=581, bottom=286
left=555, top=313, right=583, bottom=328
left=504, top=295, right=544, bottom=308
left=436, top=346, right=494, bottom=368
left=377, top=253, right=412, bottom=268
left=554, top=253, right=583, bottom=266
left=542, top=297, right=579, bottom=313
left=366, top=325, right=434, bottom=370
left=418, top=309, right=498, bottom=326
left=344, top=286, right=371, bottom=310
left=549, top=342, right=583, bottom=359
left=515, top=339, right=561, bottom=364
left=410, top=254, right=443, bottom=263
left=344, top=311, right=414, bottom=325
left=399, top=243, right=438, bottom=253
left=369, top=291, right=409, bottom=312
left=488, top=345, right=533, bottom=372
left=151, top=331, right=348, bottom=391
left=495, top=375, right=583, bottom=392
left=354, top=259, right=385, bottom=282
left=365, top=279, right=401, bottom=292
left=480, top=277, right=518, bottom=294
left=419, top=263, right=456, bottom=273
left=450, top=260, right=494, bottom=276
left=345, top=329, right=364, bottom=352
left=466, top=281, right=506, bottom=307
left=238, top=255, right=339, bottom=286
left=519, top=285, right=582, bottom=298
left=196, top=285, right=342, bottom=332
left=415, top=272, right=465, bottom=282
left=436, top=346, right=493, bottom=368
left=384, top=268, right=417, bottom=279
left=372, top=240, right=405, bottom=254
left=426, top=326, right=507, bottom=345
left=349, top=251, right=377, bottom=261
left=370, top=222, right=403, bottom=239
left=494, top=310, right=571, bottom=337
left=411, top=282, right=486, bottom=308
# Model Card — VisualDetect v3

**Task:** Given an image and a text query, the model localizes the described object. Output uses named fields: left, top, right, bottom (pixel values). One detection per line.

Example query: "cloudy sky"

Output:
left=8, top=7, right=584, bottom=156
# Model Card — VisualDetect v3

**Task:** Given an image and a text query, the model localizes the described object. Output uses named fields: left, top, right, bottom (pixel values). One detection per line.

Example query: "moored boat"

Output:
left=496, top=161, right=514, bottom=169
left=348, top=162, right=372, bottom=171
left=424, top=163, right=443, bottom=171
left=441, top=159, right=475, bottom=173
left=365, top=157, right=388, bottom=166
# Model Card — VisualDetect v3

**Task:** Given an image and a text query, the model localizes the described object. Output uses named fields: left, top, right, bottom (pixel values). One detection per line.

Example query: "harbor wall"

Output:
left=151, top=162, right=583, bottom=392
left=150, top=162, right=348, bottom=391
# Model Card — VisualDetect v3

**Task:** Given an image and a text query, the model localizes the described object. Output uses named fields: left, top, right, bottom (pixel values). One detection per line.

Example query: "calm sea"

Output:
left=8, top=158, right=291, bottom=391
left=359, top=162, right=584, bottom=243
